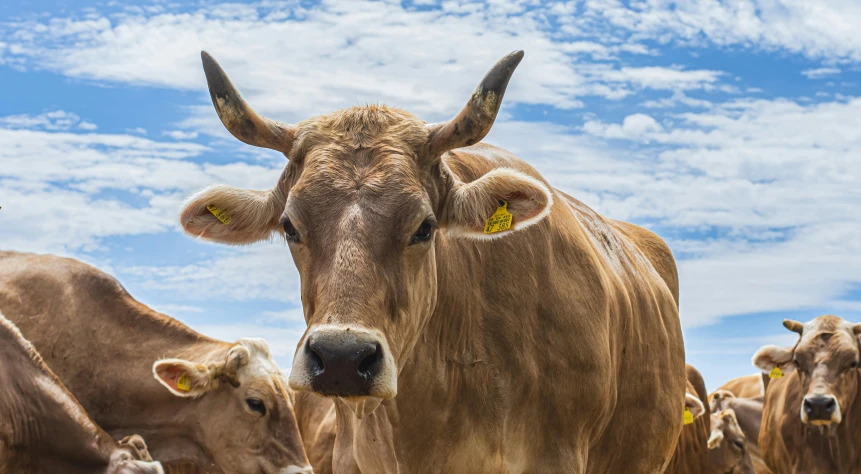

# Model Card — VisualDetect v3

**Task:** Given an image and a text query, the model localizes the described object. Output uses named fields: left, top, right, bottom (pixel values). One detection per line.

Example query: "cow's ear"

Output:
left=685, top=392, right=705, bottom=419
left=440, top=168, right=553, bottom=239
left=707, top=427, right=724, bottom=449
left=180, top=185, right=284, bottom=244
left=752, top=345, right=796, bottom=375
left=153, top=359, right=217, bottom=398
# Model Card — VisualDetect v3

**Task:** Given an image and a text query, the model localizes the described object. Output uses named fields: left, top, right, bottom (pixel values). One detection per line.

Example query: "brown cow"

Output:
left=0, top=312, right=164, bottom=474
left=293, top=393, right=337, bottom=474
left=178, top=50, right=686, bottom=472
left=709, top=390, right=771, bottom=474
left=0, top=251, right=312, bottom=474
left=716, top=374, right=767, bottom=399
left=753, top=315, right=861, bottom=473
left=664, top=364, right=710, bottom=474
left=707, top=409, right=756, bottom=474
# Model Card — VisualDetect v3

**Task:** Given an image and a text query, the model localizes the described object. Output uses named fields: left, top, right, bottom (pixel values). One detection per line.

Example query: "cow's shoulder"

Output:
left=608, top=219, right=678, bottom=305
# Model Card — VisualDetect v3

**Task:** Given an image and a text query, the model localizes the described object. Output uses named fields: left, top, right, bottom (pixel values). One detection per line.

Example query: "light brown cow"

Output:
left=0, top=312, right=164, bottom=474
left=178, top=50, right=686, bottom=473
left=709, top=390, right=771, bottom=474
left=0, top=251, right=312, bottom=474
left=716, top=374, right=767, bottom=399
left=664, top=364, right=710, bottom=474
left=753, top=315, right=861, bottom=473
left=707, top=409, right=756, bottom=474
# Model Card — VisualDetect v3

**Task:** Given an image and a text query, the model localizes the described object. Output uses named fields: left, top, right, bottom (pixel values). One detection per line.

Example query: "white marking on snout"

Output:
left=279, top=466, right=314, bottom=474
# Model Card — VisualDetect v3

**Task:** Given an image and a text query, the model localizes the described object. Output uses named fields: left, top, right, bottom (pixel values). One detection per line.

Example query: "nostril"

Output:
left=826, top=398, right=837, bottom=411
left=305, top=340, right=325, bottom=376
left=804, top=400, right=814, bottom=413
left=357, top=343, right=382, bottom=378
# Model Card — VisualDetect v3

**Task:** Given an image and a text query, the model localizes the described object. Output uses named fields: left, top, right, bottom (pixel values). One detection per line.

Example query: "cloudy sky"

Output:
left=1, top=0, right=859, bottom=389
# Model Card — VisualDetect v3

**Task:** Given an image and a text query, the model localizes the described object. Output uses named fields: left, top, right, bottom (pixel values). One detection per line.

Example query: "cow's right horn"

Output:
left=201, top=51, right=296, bottom=156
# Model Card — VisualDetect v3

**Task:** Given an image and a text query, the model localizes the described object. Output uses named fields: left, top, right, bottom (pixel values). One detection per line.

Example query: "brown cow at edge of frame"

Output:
left=180, top=50, right=686, bottom=473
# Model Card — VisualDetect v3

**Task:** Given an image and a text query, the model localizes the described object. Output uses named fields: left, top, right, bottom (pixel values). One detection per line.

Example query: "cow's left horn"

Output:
left=201, top=51, right=296, bottom=155
left=427, top=50, right=524, bottom=156
left=783, top=319, right=804, bottom=334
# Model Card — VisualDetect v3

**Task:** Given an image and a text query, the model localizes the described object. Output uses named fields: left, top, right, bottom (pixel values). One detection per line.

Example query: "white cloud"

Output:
left=126, top=127, right=147, bottom=135
left=801, top=67, right=841, bottom=79
left=583, top=113, right=663, bottom=139
left=0, top=110, right=98, bottom=131
left=0, top=0, right=733, bottom=124
left=574, top=0, right=861, bottom=63
left=162, top=130, right=199, bottom=140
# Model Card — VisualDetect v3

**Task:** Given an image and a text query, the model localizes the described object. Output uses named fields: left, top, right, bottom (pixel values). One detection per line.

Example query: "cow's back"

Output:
left=718, top=374, right=765, bottom=399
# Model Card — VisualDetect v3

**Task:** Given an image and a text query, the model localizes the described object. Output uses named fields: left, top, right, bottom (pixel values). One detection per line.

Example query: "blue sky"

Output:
left=1, top=0, right=860, bottom=390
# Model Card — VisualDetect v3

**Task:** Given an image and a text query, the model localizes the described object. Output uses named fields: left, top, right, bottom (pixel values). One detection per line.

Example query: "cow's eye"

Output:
left=246, top=398, right=266, bottom=416
left=793, top=359, right=800, bottom=368
left=410, top=218, right=436, bottom=244
left=282, top=218, right=299, bottom=243
left=851, top=361, right=858, bottom=369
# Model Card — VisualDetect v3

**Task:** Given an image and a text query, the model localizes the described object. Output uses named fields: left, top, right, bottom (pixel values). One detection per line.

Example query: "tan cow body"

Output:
left=664, top=364, right=710, bottom=474
left=754, top=315, right=861, bottom=474
left=0, top=312, right=164, bottom=474
left=0, top=252, right=311, bottom=474
left=716, top=374, right=767, bottom=399
left=179, top=51, right=686, bottom=473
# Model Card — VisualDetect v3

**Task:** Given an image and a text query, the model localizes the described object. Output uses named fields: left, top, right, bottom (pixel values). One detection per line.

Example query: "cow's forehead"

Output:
left=800, top=315, right=856, bottom=347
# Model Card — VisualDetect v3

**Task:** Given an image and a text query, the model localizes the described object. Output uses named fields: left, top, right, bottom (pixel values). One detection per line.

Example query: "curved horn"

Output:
left=201, top=51, right=296, bottom=155
left=427, top=50, right=524, bottom=156
left=783, top=319, right=804, bottom=334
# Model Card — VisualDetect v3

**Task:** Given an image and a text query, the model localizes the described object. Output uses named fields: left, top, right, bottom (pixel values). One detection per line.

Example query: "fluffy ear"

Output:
left=441, top=168, right=553, bottom=239
left=152, top=359, right=217, bottom=398
left=709, top=390, right=735, bottom=413
left=118, top=435, right=153, bottom=461
left=685, top=392, right=706, bottom=419
left=180, top=184, right=284, bottom=244
left=707, top=428, right=725, bottom=449
left=752, top=344, right=796, bottom=375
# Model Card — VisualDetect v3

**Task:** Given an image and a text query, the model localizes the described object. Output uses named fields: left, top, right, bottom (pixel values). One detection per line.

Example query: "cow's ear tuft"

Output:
left=441, top=168, right=553, bottom=240
left=153, top=359, right=216, bottom=398
left=752, top=345, right=796, bottom=375
left=707, top=428, right=725, bottom=449
left=180, top=185, right=283, bottom=245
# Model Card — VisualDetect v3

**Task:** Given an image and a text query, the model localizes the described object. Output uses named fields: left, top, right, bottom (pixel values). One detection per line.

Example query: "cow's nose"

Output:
left=305, top=331, right=383, bottom=396
left=803, top=394, right=838, bottom=422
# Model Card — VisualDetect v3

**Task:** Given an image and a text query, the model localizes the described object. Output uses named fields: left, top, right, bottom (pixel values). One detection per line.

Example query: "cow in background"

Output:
left=664, top=364, right=710, bottom=474
left=0, top=251, right=311, bottom=474
left=0, top=312, right=164, bottom=474
left=753, top=315, right=861, bottom=473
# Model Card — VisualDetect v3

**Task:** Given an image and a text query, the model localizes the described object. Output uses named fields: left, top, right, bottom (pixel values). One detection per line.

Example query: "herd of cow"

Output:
left=1, top=50, right=857, bottom=474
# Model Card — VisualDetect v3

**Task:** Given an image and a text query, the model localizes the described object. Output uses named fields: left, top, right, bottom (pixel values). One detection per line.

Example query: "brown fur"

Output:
left=181, top=100, right=685, bottom=472
left=0, top=312, right=162, bottom=474
left=664, top=364, right=711, bottom=474
left=0, top=251, right=310, bottom=474
left=755, top=315, right=861, bottom=473
left=708, top=409, right=756, bottom=474
left=716, top=374, right=767, bottom=399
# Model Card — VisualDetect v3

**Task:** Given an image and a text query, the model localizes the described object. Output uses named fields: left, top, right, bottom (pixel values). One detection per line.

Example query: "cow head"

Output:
left=180, top=51, right=553, bottom=406
left=153, top=338, right=311, bottom=474
left=709, top=389, right=736, bottom=413
left=106, top=435, right=164, bottom=474
left=753, top=315, right=861, bottom=426
left=707, top=409, right=751, bottom=474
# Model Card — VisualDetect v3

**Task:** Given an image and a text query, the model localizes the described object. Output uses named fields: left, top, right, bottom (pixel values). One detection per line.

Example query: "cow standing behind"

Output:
left=710, top=391, right=771, bottom=474
left=0, top=312, right=164, bottom=474
left=707, top=409, right=756, bottom=474
left=663, top=364, right=710, bottom=474
left=0, top=251, right=312, bottom=474
left=179, top=50, right=686, bottom=473
left=716, top=374, right=768, bottom=399
left=753, top=315, right=861, bottom=474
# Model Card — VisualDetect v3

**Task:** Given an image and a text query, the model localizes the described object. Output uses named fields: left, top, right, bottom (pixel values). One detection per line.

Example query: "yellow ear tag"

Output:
left=769, top=367, right=784, bottom=379
left=206, top=205, right=232, bottom=225
left=683, top=407, right=694, bottom=425
left=483, top=200, right=513, bottom=234
left=176, top=374, right=191, bottom=392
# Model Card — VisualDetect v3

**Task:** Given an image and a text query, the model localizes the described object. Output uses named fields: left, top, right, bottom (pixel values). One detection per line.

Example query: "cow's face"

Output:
left=707, top=409, right=749, bottom=474
left=180, top=52, right=553, bottom=406
left=753, top=315, right=861, bottom=426
left=153, top=339, right=311, bottom=474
